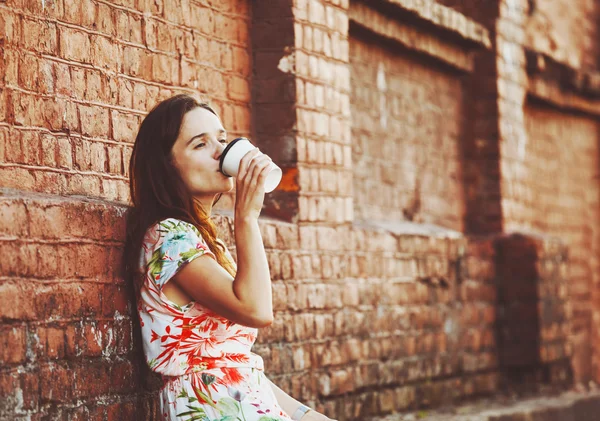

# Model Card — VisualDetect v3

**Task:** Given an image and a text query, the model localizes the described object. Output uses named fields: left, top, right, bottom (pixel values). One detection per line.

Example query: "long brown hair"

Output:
left=123, top=94, right=236, bottom=297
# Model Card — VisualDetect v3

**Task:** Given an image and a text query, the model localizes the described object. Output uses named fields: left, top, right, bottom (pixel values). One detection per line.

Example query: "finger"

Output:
left=246, top=155, right=271, bottom=185
left=238, top=148, right=261, bottom=180
left=238, top=155, right=267, bottom=191
left=256, top=161, right=272, bottom=189
left=237, top=148, right=261, bottom=180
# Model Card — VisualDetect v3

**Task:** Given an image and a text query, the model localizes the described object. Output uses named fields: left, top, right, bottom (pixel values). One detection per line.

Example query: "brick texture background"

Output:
left=524, top=0, right=599, bottom=70
left=350, top=35, right=466, bottom=230
left=1, top=0, right=600, bottom=420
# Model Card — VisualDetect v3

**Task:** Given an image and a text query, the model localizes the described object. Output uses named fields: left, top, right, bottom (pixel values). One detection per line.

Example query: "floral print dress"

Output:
left=138, top=218, right=292, bottom=421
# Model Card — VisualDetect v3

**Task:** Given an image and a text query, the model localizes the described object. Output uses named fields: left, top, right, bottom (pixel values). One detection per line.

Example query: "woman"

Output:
left=124, top=94, right=337, bottom=421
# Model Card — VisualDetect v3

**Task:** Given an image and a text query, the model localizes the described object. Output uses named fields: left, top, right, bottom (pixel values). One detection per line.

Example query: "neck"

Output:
left=194, top=195, right=216, bottom=216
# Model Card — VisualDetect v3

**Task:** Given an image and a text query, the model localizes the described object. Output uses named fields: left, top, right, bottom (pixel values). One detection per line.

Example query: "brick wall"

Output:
left=0, top=0, right=252, bottom=209
left=519, top=103, right=600, bottom=383
left=0, top=0, right=252, bottom=418
left=525, top=0, right=599, bottom=70
left=2, top=0, right=600, bottom=420
left=350, top=34, right=466, bottom=230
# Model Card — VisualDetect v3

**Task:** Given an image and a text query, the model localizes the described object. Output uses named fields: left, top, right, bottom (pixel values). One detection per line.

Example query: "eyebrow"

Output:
left=186, top=129, right=227, bottom=146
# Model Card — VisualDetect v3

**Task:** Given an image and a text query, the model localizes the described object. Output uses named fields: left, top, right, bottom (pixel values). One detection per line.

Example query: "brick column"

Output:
left=293, top=0, right=353, bottom=226
left=460, top=3, right=503, bottom=235
left=251, top=1, right=300, bottom=221
left=496, top=0, right=531, bottom=234
left=251, top=0, right=352, bottom=226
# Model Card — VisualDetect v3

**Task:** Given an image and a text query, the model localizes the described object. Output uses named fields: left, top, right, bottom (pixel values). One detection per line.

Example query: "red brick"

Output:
left=0, top=89, right=6, bottom=123
left=96, top=2, right=115, bottom=36
left=122, top=46, right=148, bottom=77
left=156, top=21, right=179, bottom=52
left=63, top=0, right=83, bottom=25
left=22, top=19, right=58, bottom=54
left=40, top=133, right=57, bottom=167
left=106, top=402, right=135, bottom=421
left=228, top=75, right=251, bottom=102
left=73, top=137, right=92, bottom=170
left=73, top=361, right=112, bottom=398
left=79, top=105, right=110, bottom=138
left=102, top=284, right=131, bottom=318
left=17, top=54, right=39, bottom=91
left=0, top=167, right=36, bottom=190
left=111, top=110, right=140, bottom=143
left=59, top=27, right=91, bottom=63
left=115, top=10, right=143, bottom=44
left=40, top=363, right=73, bottom=403
left=1, top=127, right=20, bottom=163
left=0, top=325, right=26, bottom=364
left=34, top=326, right=66, bottom=360
left=67, top=173, right=102, bottom=196
left=151, top=54, right=178, bottom=84
left=90, top=141, right=107, bottom=172
left=56, top=136, right=73, bottom=169
left=0, top=199, right=28, bottom=237
left=106, top=144, right=122, bottom=174
left=20, top=130, right=40, bottom=165
left=192, top=5, right=215, bottom=35
left=0, top=281, right=38, bottom=321
left=69, top=66, right=86, bottom=99
left=91, top=35, right=120, bottom=71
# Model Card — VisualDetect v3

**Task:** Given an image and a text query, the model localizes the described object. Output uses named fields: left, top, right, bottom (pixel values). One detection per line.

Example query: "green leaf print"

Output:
left=215, top=397, right=240, bottom=417
left=194, top=388, right=218, bottom=410
left=180, top=248, right=201, bottom=263
left=176, top=405, right=209, bottom=420
left=148, top=247, right=165, bottom=280
left=215, top=417, right=237, bottom=421
left=160, top=219, right=186, bottom=233
left=257, top=417, right=285, bottom=421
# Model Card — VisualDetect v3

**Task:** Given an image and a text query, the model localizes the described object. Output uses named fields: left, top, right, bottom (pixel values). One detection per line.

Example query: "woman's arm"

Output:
left=266, top=377, right=305, bottom=417
left=266, top=377, right=337, bottom=421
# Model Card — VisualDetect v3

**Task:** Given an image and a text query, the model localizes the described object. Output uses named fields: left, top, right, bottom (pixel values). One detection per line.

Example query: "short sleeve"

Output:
left=146, top=219, right=215, bottom=291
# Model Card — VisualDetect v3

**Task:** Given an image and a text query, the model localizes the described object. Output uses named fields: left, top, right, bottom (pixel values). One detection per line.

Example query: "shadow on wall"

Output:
left=494, top=233, right=573, bottom=393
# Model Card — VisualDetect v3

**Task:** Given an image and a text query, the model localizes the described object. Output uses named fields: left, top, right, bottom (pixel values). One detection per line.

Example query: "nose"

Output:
left=215, top=141, right=226, bottom=160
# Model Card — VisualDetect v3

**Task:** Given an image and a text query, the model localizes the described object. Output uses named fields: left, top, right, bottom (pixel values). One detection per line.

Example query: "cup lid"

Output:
left=219, top=137, right=247, bottom=176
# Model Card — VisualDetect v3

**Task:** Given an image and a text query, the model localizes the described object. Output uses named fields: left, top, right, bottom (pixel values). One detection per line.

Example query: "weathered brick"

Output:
left=79, top=105, right=110, bottom=138
left=91, top=35, right=121, bottom=71
left=111, top=111, right=140, bottom=143
left=22, top=19, right=58, bottom=54
left=59, top=27, right=91, bottom=63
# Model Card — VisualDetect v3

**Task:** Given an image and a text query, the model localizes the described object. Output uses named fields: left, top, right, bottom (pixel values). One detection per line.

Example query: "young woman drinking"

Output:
left=124, top=94, right=337, bottom=421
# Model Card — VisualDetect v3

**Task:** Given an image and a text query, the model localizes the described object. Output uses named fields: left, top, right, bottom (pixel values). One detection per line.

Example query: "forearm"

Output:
left=267, top=377, right=305, bottom=417
left=233, top=218, right=273, bottom=319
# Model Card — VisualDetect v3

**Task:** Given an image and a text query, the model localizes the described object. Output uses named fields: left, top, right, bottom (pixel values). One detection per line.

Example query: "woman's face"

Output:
left=170, top=107, right=234, bottom=199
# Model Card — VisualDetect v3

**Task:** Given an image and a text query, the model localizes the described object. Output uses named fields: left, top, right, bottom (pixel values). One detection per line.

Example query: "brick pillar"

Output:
left=496, top=0, right=531, bottom=234
left=460, top=3, right=503, bottom=235
left=294, top=0, right=353, bottom=226
left=251, top=1, right=300, bottom=221
left=251, top=0, right=352, bottom=226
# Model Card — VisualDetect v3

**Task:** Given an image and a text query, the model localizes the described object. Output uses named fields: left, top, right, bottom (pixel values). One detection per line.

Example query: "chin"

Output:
left=223, top=178, right=234, bottom=192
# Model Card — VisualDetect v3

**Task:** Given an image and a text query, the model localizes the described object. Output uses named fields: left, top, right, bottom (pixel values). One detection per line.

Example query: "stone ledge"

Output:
left=386, top=0, right=491, bottom=48
left=349, top=0, right=491, bottom=72
left=526, top=49, right=600, bottom=117
left=367, top=389, right=600, bottom=420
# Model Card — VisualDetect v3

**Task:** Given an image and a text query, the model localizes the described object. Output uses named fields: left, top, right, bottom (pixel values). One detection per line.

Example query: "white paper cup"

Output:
left=219, top=137, right=282, bottom=193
